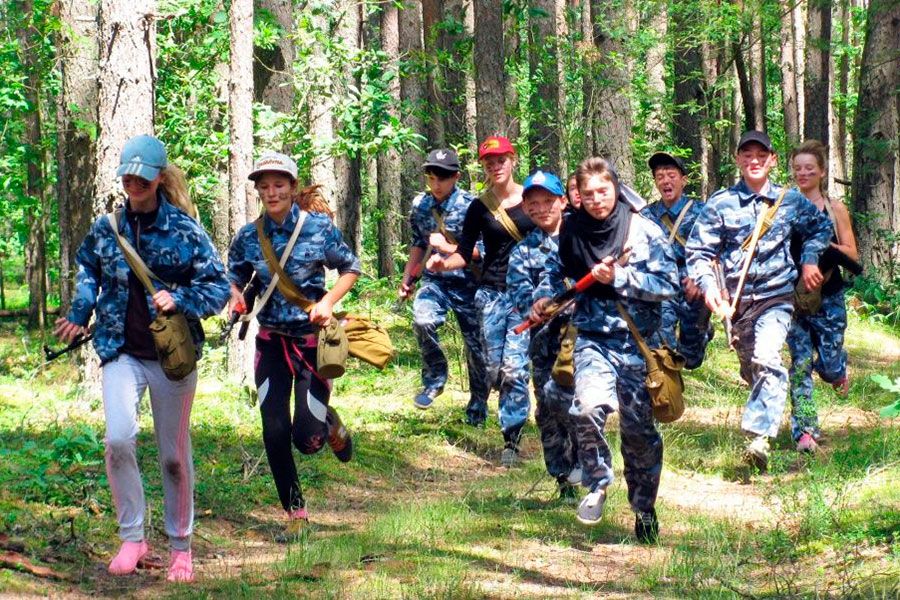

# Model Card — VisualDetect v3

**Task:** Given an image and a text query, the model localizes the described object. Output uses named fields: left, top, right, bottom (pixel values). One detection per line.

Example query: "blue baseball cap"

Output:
left=523, top=170, right=564, bottom=197
left=116, top=135, right=168, bottom=181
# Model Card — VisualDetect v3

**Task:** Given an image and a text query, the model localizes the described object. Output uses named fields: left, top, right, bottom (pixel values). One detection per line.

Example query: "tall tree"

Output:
left=422, top=0, right=446, bottom=146
left=586, top=0, right=634, bottom=182
left=473, top=0, right=506, bottom=142
left=829, top=0, right=851, bottom=198
left=377, top=3, right=401, bottom=277
left=227, top=0, right=256, bottom=380
left=399, top=0, right=426, bottom=241
left=672, top=1, right=703, bottom=170
left=16, top=1, right=50, bottom=328
left=308, top=9, right=339, bottom=213
left=805, top=0, right=832, bottom=143
left=528, top=0, right=562, bottom=173
left=644, top=0, right=668, bottom=145
left=850, top=0, right=900, bottom=271
left=57, top=0, right=98, bottom=314
left=779, top=0, right=801, bottom=144
left=333, top=0, right=362, bottom=253
left=254, top=0, right=295, bottom=115
left=439, top=0, right=468, bottom=147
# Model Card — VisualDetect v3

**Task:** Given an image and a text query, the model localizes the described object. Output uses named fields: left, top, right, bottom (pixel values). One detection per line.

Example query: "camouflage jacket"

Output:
left=537, top=212, right=679, bottom=338
left=409, top=186, right=480, bottom=284
left=641, top=194, right=703, bottom=277
left=686, top=179, right=832, bottom=303
left=228, top=203, right=361, bottom=336
left=67, top=196, right=230, bottom=364
left=507, top=227, right=561, bottom=317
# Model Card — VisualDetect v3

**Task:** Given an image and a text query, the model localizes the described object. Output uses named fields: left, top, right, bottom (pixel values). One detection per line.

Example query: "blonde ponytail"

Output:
left=159, top=164, right=198, bottom=220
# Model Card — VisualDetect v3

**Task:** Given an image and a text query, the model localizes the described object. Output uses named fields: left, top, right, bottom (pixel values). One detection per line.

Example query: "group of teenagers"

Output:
left=50, top=125, right=855, bottom=583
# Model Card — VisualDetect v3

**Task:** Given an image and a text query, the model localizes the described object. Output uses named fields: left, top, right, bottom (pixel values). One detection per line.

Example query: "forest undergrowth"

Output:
left=0, top=282, right=897, bottom=599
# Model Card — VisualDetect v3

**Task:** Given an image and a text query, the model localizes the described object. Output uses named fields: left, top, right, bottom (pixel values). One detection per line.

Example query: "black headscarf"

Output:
left=558, top=197, right=633, bottom=300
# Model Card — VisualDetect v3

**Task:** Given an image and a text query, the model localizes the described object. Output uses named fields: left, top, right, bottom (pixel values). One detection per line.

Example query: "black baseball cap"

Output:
left=648, top=152, right=686, bottom=175
left=422, top=148, right=461, bottom=172
left=737, top=130, right=774, bottom=152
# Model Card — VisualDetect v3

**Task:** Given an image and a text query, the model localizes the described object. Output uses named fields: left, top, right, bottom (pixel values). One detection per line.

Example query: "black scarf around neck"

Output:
left=558, top=198, right=632, bottom=300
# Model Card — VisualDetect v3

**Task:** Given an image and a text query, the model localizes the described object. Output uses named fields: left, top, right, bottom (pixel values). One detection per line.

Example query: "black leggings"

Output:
left=255, top=330, right=331, bottom=511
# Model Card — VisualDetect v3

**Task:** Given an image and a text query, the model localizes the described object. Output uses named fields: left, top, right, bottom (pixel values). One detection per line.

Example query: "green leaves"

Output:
left=871, top=374, right=900, bottom=418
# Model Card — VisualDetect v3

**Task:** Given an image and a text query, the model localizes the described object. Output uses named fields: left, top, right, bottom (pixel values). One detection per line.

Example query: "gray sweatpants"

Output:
left=102, top=354, right=196, bottom=551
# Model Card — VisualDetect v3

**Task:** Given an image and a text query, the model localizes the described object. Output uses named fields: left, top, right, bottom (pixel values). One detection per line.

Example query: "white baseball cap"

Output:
left=248, top=151, right=298, bottom=181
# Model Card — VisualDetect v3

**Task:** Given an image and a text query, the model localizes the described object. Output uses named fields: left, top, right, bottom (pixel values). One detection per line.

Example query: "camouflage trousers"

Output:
left=732, top=294, right=794, bottom=438
left=570, top=334, right=662, bottom=513
left=475, top=286, right=531, bottom=438
left=413, top=279, right=490, bottom=420
left=787, top=290, right=848, bottom=441
left=651, top=292, right=713, bottom=370
left=530, top=323, right=578, bottom=479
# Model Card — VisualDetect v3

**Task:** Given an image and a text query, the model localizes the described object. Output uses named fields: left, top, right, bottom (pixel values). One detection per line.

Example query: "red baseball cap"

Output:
left=478, top=136, right=515, bottom=159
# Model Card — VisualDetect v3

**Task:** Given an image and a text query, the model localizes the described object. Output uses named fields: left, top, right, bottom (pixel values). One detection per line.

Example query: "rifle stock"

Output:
left=43, top=333, right=94, bottom=362
left=222, top=276, right=261, bottom=342
left=711, top=259, right=734, bottom=348
left=514, top=272, right=596, bottom=334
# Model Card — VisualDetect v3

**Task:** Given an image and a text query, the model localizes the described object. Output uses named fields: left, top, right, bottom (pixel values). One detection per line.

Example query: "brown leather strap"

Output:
left=255, top=217, right=316, bottom=313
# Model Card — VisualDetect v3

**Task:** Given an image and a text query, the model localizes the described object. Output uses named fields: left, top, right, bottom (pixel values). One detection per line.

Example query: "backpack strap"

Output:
left=430, top=207, right=458, bottom=245
left=731, top=187, right=788, bottom=311
left=479, top=188, right=524, bottom=242
left=660, top=199, right=693, bottom=245
left=107, top=210, right=174, bottom=296
left=252, top=210, right=314, bottom=315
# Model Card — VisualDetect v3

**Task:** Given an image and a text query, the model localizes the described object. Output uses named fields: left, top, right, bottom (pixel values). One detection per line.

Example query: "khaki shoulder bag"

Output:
left=108, top=211, right=196, bottom=381
left=255, top=217, right=395, bottom=376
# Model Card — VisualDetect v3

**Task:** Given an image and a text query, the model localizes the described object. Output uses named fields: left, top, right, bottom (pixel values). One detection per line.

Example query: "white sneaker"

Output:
left=743, top=436, right=770, bottom=472
left=566, top=466, right=583, bottom=485
left=576, top=489, right=606, bottom=525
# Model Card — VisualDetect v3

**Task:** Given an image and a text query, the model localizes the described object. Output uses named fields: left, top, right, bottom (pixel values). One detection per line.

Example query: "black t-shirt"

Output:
left=119, top=208, right=159, bottom=360
left=456, top=199, right=535, bottom=290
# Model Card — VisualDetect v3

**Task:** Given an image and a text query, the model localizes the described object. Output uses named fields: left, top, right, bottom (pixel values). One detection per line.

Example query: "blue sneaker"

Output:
left=413, top=388, right=442, bottom=410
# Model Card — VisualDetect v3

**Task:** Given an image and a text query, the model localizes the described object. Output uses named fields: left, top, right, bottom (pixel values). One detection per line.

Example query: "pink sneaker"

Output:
left=166, top=549, right=194, bottom=583
left=286, top=507, right=309, bottom=535
left=832, top=376, right=849, bottom=396
left=108, top=540, right=149, bottom=575
left=796, top=433, right=819, bottom=453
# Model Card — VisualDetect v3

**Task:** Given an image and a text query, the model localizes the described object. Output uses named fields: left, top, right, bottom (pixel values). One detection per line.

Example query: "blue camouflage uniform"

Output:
left=507, top=228, right=578, bottom=480
left=538, top=213, right=678, bottom=514
left=787, top=203, right=848, bottom=442
left=641, top=194, right=713, bottom=369
left=686, top=180, right=833, bottom=439
left=409, top=188, right=489, bottom=419
left=227, top=203, right=361, bottom=334
left=68, top=195, right=230, bottom=363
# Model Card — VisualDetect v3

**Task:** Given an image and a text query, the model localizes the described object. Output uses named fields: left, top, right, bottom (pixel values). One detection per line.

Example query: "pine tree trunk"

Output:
left=587, top=0, right=634, bottom=183
left=850, top=0, right=900, bottom=272
left=672, top=1, right=703, bottom=170
left=780, top=0, right=801, bottom=145
left=504, top=6, right=521, bottom=144
left=334, top=0, right=362, bottom=254
left=400, top=0, right=426, bottom=243
left=749, top=10, right=766, bottom=131
left=227, top=0, right=256, bottom=381
left=440, top=0, right=468, bottom=147
left=473, top=0, right=506, bottom=142
left=829, top=0, right=851, bottom=198
left=377, top=4, right=401, bottom=277
left=422, top=0, right=446, bottom=146
left=529, top=0, right=562, bottom=174
left=57, top=0, right=98, bottom=315
left=308, top=9, right=339, bottom=213
left=805, top=0, right=832, bottom=143
left=644, top=0, right=668, bottom=145
left=254, top=0, right=294, bottom=115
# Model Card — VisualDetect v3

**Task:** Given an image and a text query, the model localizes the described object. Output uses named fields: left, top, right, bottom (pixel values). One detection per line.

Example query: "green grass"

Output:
left=0, top=285, right=897, bottom=598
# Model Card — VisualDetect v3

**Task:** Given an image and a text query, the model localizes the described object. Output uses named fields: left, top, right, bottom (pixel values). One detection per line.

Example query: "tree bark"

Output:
left=805, top=0, right=832, bottom=143
left=644, top=1, right=668, bottom=146
left=227, top=0, right=256, bottom=380
left=422, top=0, right=446, bottom=146
left=308, top=9, right=339, bottom=214
left=504, top=5, right=521, bottom=143
left=780, top=0, right=801, bottom=145
left=253, top=0, right=294, bottom=115
left=440, top=0, right=468, bottom=147
left=377, top=3, right=401, bottom=277
left=749, top=9, right=766, bottom=131
left=529, top=0, right=562, bottom=174
left=829, top=0, right=851, bottom=198
left=57, top=0, right=98, bottom=315
left=333, top=0, right=362, bottom=254
left=473, top=0, right=506, bottom=142
left=672, top=1, right=703, bottom=186
left=850, top=0, right=900, bottom=272
left=587, top=0, right=634, bottom=183
left=400, top=0, right=426, bottom=243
